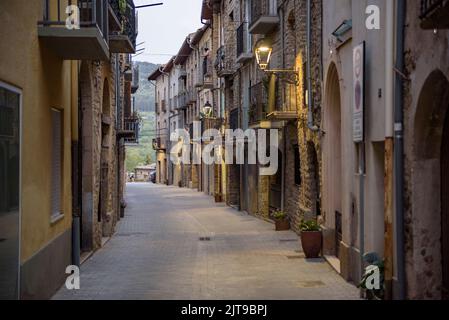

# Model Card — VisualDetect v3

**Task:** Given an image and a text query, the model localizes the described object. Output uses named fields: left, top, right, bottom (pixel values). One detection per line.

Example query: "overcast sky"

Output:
left=133, top=0, right=204, bottom=65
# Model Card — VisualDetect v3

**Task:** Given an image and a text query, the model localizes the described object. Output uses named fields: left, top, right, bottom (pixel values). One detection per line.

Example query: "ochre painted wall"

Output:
left=0, top=0, right=75, bottom=263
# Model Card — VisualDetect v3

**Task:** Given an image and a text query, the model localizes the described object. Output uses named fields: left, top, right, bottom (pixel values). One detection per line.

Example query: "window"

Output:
left=294, top=145, right=301, bottom=185
left=51, top=108, right=63, bottom=221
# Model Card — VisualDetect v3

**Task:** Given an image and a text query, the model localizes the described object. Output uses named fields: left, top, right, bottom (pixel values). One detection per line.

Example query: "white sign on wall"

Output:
left=353, top=42, right=365, bottom=143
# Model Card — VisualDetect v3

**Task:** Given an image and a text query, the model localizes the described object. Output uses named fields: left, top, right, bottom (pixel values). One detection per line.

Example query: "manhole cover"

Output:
left=280, top=239, right=297, bottom=242
left=199, top=237, right=211, bottom=241
left=0, top=238, right=6, bottom=242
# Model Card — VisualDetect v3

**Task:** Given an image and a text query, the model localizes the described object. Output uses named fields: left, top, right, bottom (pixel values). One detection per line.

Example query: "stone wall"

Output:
left=402, top=2, right=449, bottom=300
left=81, top=54, right=124, bottom=251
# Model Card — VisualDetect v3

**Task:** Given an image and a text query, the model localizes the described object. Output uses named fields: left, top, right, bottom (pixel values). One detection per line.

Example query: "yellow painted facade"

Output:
left=0, top=0, right=75, bottom=263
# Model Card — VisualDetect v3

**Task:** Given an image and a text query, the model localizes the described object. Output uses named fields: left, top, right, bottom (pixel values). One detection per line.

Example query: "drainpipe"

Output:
left=72, top=60, right=80, bottom=267
left=394, top=0, right=406, bottom=300
left=306, top=0, right=319, bottom=132
left=384, top=0, right=395, bottom=300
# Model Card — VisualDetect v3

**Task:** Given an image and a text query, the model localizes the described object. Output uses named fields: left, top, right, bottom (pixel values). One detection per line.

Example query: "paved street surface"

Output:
left=54, top=183, right=359, bottom=300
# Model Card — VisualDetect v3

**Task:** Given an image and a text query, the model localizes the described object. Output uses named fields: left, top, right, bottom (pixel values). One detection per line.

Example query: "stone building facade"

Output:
left=402, top=2, right=449, bottom=300
left=0, top=0, right=137, bottom=299
left=79, top=52, right=136, bottom=252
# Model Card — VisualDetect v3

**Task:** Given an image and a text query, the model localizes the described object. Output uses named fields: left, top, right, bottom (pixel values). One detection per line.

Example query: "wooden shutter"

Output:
left=51, top=109, right=62, bottom=219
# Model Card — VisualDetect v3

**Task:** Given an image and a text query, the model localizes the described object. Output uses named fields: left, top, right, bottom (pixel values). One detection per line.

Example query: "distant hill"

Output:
left=133, top=61, right=159, bottom=112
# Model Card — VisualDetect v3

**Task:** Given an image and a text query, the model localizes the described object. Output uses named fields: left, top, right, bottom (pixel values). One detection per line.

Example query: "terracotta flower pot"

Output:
left=275, top=219, right=290, bottom=231
left=300, top=231, right=322, bottom=258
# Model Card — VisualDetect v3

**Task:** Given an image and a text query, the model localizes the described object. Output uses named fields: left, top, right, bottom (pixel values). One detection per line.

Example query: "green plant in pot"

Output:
left=299, top=219, right=322, bottom=258
left=272, top=210, right=290, bottom=231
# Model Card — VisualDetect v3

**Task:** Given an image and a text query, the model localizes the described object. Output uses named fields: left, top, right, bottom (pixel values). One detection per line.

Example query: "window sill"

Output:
left=50, top=213, right=64, bottom=225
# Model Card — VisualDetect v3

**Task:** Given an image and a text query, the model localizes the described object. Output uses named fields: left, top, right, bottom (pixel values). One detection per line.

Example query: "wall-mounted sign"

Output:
left=353, top=42, right=365, bottom=143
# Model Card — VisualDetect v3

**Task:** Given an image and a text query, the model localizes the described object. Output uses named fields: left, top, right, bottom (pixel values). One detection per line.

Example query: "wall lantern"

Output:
left=255, top=39, right=273, bottom=70
left=202, top=101, right=213, bottom=118
left=255, top=38, right=299, bottom=85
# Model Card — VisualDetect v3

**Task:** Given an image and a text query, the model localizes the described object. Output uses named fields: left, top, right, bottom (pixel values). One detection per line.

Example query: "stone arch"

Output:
left=79, top=61, right=94, bottom=251
left=411, top=69, right=449, bottom=299
left=322, top=62, right=343, bottom=258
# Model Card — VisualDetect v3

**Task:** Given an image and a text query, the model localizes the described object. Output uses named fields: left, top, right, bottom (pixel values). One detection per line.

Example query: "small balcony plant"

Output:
left=299, top=219, right=322, bottom=258
left=272, top=210, right=290, bottom=231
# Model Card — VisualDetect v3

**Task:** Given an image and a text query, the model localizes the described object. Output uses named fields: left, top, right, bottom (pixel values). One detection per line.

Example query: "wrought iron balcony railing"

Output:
left=420, top=0, right=449, bottom=29
left=236, top=22, right=253, bottom=63
left=131, top=64, right=139, bottom=93
left=249, top=0, right=279, bottom=34
left=177, top=91, right=188, bottom=109
left=109, top=0, right=137, bottom=53
left=38, top=0, right=109, bottom=60
left=152, top=129, right=168, bottom=150
left=123, top=115, right=140, bottom=145
left=249, top=82, right=268, bottom=125
left=215, top=46, right=234, bottom=77
left=160, top=99, right=167, bottom=113
left=187, top=90, right=197, bottom=104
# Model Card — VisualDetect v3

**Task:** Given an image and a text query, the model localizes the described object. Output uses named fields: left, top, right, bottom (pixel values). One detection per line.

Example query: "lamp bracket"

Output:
left=264, top=69, right=300, bottom=85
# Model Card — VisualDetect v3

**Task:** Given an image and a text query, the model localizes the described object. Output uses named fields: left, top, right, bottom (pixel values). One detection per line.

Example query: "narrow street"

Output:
left=54, top=183, right=359, bottom=300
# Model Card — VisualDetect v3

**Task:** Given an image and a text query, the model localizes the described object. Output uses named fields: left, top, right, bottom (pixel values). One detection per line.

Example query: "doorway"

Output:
left=0, top=83, right=21, bottom=299
left=442, top=105, right=449, bottom=298
left=324, top=63, right=342, bottom=258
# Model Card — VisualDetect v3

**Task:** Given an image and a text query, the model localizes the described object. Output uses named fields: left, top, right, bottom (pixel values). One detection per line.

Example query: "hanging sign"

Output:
left=353, top=42, right=365, bottom=143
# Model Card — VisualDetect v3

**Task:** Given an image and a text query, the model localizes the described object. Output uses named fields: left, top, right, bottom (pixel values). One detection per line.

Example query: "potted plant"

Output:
left=272, top=210, right=290, bottom=231
left=358, top=252, right=385, bottom=300
left=299, top=220, right=322, bottom=258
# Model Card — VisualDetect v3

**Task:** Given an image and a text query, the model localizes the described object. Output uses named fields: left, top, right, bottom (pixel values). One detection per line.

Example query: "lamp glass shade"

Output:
left=255, top=44, right=272, bottom=70
left=203, top=101, right=213, bottom=118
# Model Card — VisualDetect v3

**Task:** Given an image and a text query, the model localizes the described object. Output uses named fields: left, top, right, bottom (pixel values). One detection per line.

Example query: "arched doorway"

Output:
left=323, top=62, right=343, bottom=258
left=413, top=69, right=449, bottom=299
left=80, top=62, right=94, bottom=252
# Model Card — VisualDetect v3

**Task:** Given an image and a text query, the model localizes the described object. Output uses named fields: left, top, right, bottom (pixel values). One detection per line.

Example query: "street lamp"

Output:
left=202, top=101, right=213, bottom=118
left=254, top=38, right=299, bottom=85
left=255, top=39, right=273, bottom=70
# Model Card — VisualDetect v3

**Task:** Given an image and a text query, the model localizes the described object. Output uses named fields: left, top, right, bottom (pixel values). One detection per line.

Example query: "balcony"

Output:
left=108, top=0, right=122, bottom=32
left=267, top=80, right=298, bottom=121
left=152, top=130, right=168, bottom=150
left=131, top=64, right=139, bottom=93
left=171, top=97, right=178, bottom=111
left=187, top=90, right=197, bottom=104
left=420, top=0, right=449, bottom=29
left=109, top=0, right=137, bottom=53
left=38, top=0, right=109, bottom=60
left=202, top=57, right=214, bottom=89
left=249, top=82, right=268, bottom=126
left=215, top=46, right=234, bottom=78
left=237, top=23, right=253, bottom=64
left=202, top=118, right=223, bottom=131
left=178, top=65, right=187, bottom=79
left=177, top=91, right=188, bottom=109
left=160, top=99, right=167, bottom=113
left=249, top=0, right=279, bottom=34
left=119, top=114, right=140, bottom=145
